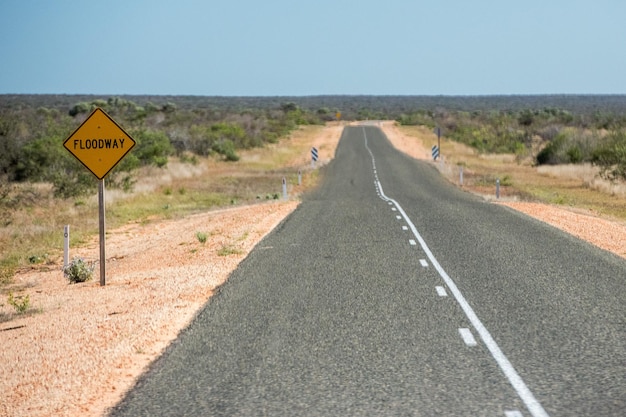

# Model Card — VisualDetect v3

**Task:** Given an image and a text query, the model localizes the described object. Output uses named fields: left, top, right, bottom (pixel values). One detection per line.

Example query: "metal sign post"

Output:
left=98, top=179, right=106, bottom=285
left=436, top=126, right=441, bottom=160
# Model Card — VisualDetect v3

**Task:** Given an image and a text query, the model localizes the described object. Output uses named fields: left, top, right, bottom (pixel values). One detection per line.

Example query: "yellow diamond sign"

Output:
left=64, top=108, right=136, bottom=180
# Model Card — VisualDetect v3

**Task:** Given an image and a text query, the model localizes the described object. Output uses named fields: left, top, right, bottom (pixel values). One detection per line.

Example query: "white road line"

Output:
left=505, top=411, right=524, bottom=417
left=420, top=259, right=429, bottom=267
left=409, top=239, right=416, bottom=246
left=402, top=225, right=408, bottom=231
left=391, top=207, right=397, bottom=211
left=396, top=215, right=402, bottom=220
left=436, top=286, right=448, bottom=297
left=381, top=181, right=548, bottom=417
left=459, top=328, right=478, bottom=346
left=362, top=129, right=549, bottom=417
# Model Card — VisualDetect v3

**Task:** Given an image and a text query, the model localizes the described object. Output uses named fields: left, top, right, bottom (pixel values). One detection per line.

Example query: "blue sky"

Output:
left=1, top=0, right=625, bottom=96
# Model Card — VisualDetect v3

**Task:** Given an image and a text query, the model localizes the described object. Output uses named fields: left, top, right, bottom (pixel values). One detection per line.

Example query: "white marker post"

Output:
left=63, top=225, right=70, bottom=268
left=298, top=170, right=302, bottom=185
left=496, top=178, right=501, bottom=199
left=282, top=177, right=287, bottom=200
left=460, top=166, right=464, bottom=186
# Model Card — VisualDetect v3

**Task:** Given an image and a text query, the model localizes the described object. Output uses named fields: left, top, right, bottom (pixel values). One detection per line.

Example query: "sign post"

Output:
left=63, top=108, right=136, bottom=286
left=434, top=126, right=442, bottom=160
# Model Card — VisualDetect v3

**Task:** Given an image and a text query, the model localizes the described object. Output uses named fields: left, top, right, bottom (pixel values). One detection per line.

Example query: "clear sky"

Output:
left=1, top=0, right=625, bottom=96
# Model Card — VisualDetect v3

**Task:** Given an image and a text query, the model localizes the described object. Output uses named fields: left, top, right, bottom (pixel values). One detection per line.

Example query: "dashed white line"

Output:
left=435, top=286, right=448, bottom=297
left=363, top=128, right=548, bottom=417
left=505, top=411, right=524, bottom=417
left=409, top=239, right=416, bottom=246
left=419, top=259, right=429, bottom=267
left=391, top=207, right=397, bottom=211
left=459, top=328, right=478, bottom=346
left=396, top=215, right=402, bottom=220
left=402, top=225, right=408, bottom=231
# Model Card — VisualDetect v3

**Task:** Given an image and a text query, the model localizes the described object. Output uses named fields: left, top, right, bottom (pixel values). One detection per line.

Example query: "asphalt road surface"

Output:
left=109, top=126, right=626, bottom=416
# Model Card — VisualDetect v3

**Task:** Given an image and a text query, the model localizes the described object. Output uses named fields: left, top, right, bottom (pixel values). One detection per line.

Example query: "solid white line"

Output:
left=436, top=286, right=448, bottom=297
left=409, top=239, right=416, bottom=246
left=364, top=128, right=549, bottom=416
left=459, top=328, right=478, bottom=346
left=505, top=411, right=524, bottom=417
left=420, top=259, right=429, bottom=267
left=377, top=181, right=548, bottom=417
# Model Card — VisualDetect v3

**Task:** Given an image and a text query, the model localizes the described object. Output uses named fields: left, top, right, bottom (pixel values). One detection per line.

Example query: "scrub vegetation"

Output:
left=1, top=94, right=625, bottom=288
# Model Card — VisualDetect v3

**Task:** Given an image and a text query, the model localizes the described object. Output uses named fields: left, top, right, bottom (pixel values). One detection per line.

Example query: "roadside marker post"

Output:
left=431, top=145, right=440, bottom=161
left=460, top=166, right=464, bottom=186
left=311, top=147, right=319, bottom=168
left=496, top=178, right=501, bottom=199
left=63, top=108, right=136, bottom=286
left=282, top=177, right=287, bottom=200
left=63, top=225, right=70, bottom=268
left=298, top=170, right=302, bottom=185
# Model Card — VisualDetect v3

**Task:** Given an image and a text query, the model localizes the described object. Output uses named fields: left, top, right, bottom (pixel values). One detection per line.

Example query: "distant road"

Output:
left=110, top=126, right=626, bottom=416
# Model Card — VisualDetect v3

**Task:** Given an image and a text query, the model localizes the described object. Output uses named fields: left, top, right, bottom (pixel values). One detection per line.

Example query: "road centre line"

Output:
left=505, top=411, right=524, bottom=417
left=435, top=286, right=448, bottom=297
left=420, top=259, right=429, bottom=267
left=362, top=128, right=549, bottom=417
left=402, top=226, right=408, bottom=231
left=459, top=328, right=478, bottom=346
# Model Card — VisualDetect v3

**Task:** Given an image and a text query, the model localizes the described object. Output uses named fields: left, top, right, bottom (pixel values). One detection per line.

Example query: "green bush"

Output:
left=132, top=130, right=174, bottom=167
left=63, top=257, right=95, bottom=283
left=592, top=131, right=626, bottom=181
left=196, top=231, right=208, bottom=243
left=7, top=292, right=30, bottom=314
left=212, top=139, right=239, bottom=161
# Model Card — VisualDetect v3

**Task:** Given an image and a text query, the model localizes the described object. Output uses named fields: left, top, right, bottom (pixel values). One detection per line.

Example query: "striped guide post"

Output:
left=431, top=145, right=440, bottom=161
left=311, top=147, right=319, bottom=168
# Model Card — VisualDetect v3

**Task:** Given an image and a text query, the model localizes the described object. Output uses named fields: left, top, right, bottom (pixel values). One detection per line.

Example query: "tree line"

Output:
left=1, top=94, right=625, bottom=205
left=0, top=96, right=325, bottom=199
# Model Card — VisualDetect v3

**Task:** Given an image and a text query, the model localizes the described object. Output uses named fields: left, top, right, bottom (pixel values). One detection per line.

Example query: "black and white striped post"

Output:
left=311, top=147, right=319, bottom=168
left=298, top=170, right=302, bottom=185
left=431, top=145, right=440, bottom=161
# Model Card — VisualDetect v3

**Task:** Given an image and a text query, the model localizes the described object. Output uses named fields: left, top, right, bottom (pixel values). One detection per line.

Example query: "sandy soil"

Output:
left=1, top=121, right=625, bottom=417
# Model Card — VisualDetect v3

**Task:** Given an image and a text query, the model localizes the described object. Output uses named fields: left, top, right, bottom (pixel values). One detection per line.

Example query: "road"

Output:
left=109, top=126, right=626, bottom=416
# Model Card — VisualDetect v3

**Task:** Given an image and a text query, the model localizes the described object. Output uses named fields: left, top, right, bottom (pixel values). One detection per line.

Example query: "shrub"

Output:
left=212, top=139, right=239, bottom=161
left=196, top=231, right=208, bottom=243
left=7, top=292, right=30, bottom=314
left=63, top=257, right=95, bottom=283
left=592, top=131, right=626, bottom=181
